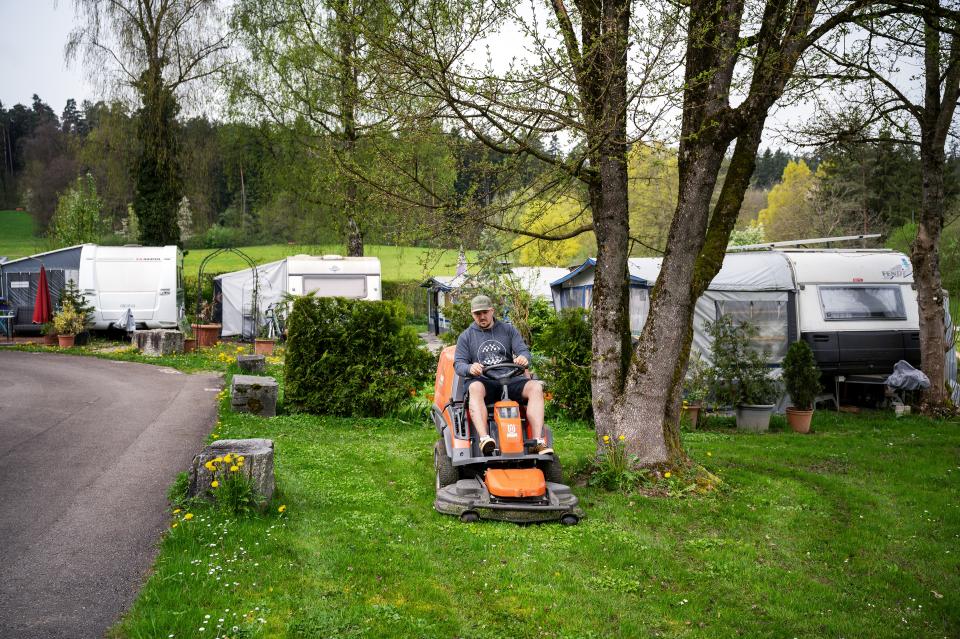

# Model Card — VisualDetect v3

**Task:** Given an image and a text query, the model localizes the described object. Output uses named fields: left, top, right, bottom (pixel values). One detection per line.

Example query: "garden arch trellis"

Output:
left=196, top=248, right=260, bottom=340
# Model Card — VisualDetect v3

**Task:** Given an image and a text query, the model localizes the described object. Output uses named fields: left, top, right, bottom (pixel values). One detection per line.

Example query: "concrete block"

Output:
left=237, top=354, right=266, bottom=374
left=231, top=374, right=278, bottom=417
left=133, top=329, right=184, bottom=356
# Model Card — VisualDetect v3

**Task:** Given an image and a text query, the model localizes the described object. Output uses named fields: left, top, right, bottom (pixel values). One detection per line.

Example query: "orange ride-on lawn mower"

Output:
left=431, top=346, right=583, bottom=525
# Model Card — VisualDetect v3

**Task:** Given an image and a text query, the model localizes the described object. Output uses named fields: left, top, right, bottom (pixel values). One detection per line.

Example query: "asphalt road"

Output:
left=0, top=351, right=221, bottom=639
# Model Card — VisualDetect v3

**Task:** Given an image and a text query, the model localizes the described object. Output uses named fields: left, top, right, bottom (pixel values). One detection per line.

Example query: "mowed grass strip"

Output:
left=113, top=407, right=960, bottom=639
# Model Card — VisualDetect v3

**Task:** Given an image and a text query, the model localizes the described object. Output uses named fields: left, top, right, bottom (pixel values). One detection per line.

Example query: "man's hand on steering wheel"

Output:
left=513, top=355, right=529, bottom=367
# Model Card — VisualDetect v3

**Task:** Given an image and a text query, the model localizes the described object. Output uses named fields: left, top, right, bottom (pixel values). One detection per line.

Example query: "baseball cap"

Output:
left=470, top=295, right=493, bottom=312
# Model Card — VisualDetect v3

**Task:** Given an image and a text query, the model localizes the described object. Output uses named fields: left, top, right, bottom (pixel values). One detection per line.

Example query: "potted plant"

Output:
left=52, top=302, right=87, bottom=348
left=58, top=279, right=94, bottom=346
left=683, top=352, right=709, bottom=428
left=192, top=300, right=221, bottom=348
left=180, top=319, right=197, bottom=353
left=782, top=339, right=821, bottom=433
left=706, top=315, right=782, bottom=432
left=41, top=321, right=59, bottom=346
left=254, top=322, right=276, bottom=355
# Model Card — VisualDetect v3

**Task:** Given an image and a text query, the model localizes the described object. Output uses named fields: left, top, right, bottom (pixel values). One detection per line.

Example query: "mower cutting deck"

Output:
left=430, top=346, right=583, bottom=525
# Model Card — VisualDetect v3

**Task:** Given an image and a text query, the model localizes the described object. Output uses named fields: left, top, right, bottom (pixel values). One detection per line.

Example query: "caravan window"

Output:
left=715, top=299, right=788, bottom=361
left=819, top=286, right=906, bottom=320
left=303, top=275, right=367, bottom=298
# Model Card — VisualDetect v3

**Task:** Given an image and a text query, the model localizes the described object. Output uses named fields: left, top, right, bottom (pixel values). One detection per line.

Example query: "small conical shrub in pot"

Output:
left=782, top=340, right=821, bottom=433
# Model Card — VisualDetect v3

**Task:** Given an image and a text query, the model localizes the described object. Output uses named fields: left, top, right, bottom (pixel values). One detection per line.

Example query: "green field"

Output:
left=0, top=210, right=46, bottom=259
left=108, top=385, right=960, bottom=639
left=183, top=244, right=472, bottom=282
left=0, top=210, right=470, bottom=282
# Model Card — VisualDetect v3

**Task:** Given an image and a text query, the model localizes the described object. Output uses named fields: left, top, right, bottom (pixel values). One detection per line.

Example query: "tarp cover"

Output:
left=885, top=360, right=931, bottom=390
left=626, top=252, right=794, bottom=291
left=215, top=259, right=288, bottom=338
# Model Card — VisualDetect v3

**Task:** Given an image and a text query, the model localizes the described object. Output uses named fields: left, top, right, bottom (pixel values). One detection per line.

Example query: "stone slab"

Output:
left=230, top=374, right=278, bottom=417
left=133, top=329, right=184, bottom=356
left=237, top=354, right=266, bottom=374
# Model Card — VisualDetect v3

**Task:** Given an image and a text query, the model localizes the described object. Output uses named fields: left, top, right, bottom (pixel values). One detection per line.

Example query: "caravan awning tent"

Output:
left=214, top=259, right=288, bottom=338
left=551, top=252, right=797, bottom=363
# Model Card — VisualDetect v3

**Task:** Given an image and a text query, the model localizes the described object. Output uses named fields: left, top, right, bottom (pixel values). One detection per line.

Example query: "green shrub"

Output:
left=537, top=308, right=593, bottom=421
left=782, top=340, right=822, bottom=410
left=440, top=284, right=554, bottom=348
left=182, top=271, right=229, bottom=319
left=706, top=315, right=781, bottom=406
left=285, top=296, right=435, bottom=417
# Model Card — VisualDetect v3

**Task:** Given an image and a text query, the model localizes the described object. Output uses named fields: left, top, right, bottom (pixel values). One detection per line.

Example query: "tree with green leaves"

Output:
left=67, top=0, right=230, bottom=246
left=372, top=0, right=884, bottom=467
left=52, top=173, right=103, bottom=246
left=800, top=0, right=960, bottom=412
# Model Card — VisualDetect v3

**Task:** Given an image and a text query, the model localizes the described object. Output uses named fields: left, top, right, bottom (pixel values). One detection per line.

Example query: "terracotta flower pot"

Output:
left=686, top=403, right=701, bottom=429
left=254, top=338, right=276, bottom=355
left=183, top=338, right=197, bottom=353
left=192, top=323, right=222, bottom=348
left=57, top=334, right=76, bottom=348
left=785, top=407, right=814, bottom=433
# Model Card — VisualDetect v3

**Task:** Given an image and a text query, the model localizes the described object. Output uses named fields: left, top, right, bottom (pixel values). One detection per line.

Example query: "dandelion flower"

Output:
left=211, top=480, right=219, bottom=488
left=213, top=457, right=223, bottom=463
left=602, top=435, right=610, bottom=443
left=664, top=472, right=672, bottom=479
left=230, top=465, right=239, bottom=472
left=184, top=513, right=194, bottom=520
left=618, top=434, right=625, bottom=441
left=278, top=505, right=287, bottom=513
left=172, top=522, right=178, bottom=528
left=173, top=508, right=181, bottom=514
left=237, top=456, right=245, bottom=462
left=707, top=452, right=712, bottom=457
left=224, top=454, right=233, bottom=463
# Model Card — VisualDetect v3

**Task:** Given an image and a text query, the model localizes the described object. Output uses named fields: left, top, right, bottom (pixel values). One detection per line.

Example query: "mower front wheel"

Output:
left=434, top=440, right=459, bottom=489
left=541, top=456, right=564, bottom=484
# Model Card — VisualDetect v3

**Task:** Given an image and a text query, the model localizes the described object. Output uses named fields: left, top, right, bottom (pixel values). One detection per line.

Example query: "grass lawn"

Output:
left=183, top=245, right=475, bottom=282
left=0, top=210, right=45, bottom=258
left=109, top=390, right=960, bottom=638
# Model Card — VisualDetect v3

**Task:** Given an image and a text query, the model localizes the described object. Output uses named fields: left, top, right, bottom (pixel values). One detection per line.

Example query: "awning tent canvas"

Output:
left=214, top=259, right=288, bottom=338
left=551, top=252, right=797, bottom=365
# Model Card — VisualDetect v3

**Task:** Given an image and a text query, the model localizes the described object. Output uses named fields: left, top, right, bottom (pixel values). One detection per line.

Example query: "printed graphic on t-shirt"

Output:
left=478, top=339, right=508, bottom=366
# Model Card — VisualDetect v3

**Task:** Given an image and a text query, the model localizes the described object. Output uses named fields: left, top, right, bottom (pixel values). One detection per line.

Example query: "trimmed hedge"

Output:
left=284, top=296, right=435, bottom=417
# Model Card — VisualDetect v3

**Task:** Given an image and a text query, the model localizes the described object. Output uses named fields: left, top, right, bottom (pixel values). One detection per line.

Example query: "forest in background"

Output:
left=4, top=94, right=960, bottom=279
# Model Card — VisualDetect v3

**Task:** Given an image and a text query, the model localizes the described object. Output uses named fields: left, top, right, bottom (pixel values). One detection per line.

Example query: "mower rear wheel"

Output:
left=434, top=440, right=459, bottom=489
left=540, top=456, right=564, bottom=484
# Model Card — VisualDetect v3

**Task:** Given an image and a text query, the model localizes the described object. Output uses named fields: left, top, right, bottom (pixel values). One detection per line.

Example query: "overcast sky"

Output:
left=0, top=1, right=95, bottom=113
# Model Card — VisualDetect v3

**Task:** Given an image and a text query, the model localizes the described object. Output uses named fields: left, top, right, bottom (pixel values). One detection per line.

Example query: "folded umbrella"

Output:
left=32, top=265, right=52, bottom=325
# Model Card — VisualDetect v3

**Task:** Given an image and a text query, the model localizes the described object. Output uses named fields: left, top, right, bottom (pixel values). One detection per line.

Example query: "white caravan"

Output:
left=782, top=250, right=921, bottom=376
left=78, top=245, right=184, bottom=330
left=215, top=255, right=382, bottom=337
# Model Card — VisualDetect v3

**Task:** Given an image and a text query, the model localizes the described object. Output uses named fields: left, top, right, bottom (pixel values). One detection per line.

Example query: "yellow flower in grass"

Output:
left=173, top=508, right=181, bottom=514
left=230, top=465, right=239, bottom=472
left=278, top=505, right=287, bottom=513
left=602, top=435, right=610, bottom=443
left=205, top=461, right=216, bottom=471
left=664, top=472, right=672, bottom=479
left=172, top=522, right=178, bottom=528
left=223, top=454, right=233, bottom=463
left=237, top=456, right=245, bottom=462
left=213, top=456, right=223, bottom=463
left=184, top=513, right=194, bottom=520
left=618, top=435, right=625, bottom=442
left=211, top=480, right=219, bottom=488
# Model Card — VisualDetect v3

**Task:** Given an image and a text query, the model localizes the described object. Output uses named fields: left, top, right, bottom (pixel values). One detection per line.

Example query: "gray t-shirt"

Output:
left=453, top=320, right=532, bottom=378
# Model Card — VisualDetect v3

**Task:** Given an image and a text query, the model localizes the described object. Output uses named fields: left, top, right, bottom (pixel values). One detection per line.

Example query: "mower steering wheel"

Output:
left=482, top=362, right=527, bottom=381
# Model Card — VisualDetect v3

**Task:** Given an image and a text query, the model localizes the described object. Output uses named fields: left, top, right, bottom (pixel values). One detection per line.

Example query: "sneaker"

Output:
left=479, top=436, right=496, bottom=456
left=531, top=439, right=553, bottom=455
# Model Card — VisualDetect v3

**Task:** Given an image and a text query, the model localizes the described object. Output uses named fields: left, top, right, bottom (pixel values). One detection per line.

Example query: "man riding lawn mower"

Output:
left=430, top=295, right=582, bottom=525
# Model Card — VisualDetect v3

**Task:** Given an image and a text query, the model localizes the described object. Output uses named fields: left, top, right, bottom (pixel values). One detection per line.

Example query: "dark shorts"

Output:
left=465, top=377, right=529, bottom=403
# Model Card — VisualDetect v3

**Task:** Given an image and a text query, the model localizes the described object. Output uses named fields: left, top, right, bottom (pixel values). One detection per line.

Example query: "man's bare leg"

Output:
left=522, top=380, right=545, bottom=439
left=468, top=383, right=489, bottom=437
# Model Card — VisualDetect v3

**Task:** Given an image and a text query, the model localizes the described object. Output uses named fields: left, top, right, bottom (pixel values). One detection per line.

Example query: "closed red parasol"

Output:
left=32, top=265, right=52, bottom=325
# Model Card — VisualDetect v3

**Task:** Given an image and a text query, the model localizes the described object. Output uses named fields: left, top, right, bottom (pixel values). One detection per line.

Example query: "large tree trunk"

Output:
left=587, top=0, right=632, bottom=437
left=914, top=137, right=947, bottom=410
